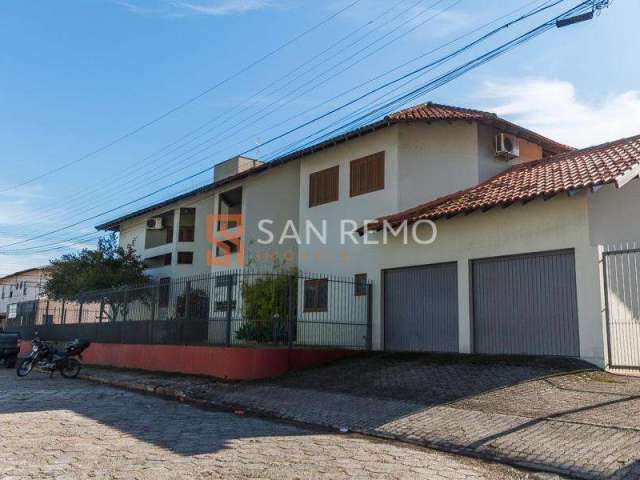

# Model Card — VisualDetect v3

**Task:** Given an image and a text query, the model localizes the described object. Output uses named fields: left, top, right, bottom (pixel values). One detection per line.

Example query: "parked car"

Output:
left=0, top=330, right=21, bottom=368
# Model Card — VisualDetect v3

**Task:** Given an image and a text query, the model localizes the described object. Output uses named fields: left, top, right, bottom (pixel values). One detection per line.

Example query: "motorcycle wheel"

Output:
left=16, top=358, right=33, bottom=377
left=60, top=358, right=81, bottom=379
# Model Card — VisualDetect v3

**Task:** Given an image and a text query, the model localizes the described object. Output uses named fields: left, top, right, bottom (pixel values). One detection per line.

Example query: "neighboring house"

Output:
left=0, top=267, right=47, bottom=328
left=96, top=102, right=640, bottom=368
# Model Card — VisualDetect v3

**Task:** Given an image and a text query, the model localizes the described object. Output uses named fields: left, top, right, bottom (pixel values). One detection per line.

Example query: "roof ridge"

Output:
left=537, top=132, right=640, bottom=164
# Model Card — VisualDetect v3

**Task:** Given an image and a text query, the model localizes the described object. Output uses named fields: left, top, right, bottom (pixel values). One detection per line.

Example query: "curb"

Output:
left=79, top=371, right=573, bottom=479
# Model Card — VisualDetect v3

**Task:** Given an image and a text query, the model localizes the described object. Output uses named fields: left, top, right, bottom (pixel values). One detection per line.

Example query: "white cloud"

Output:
left=480, top=78, right=640, bottom=148
left=117, top=0, right=282, bottom=17
left=175, top=0, right=279, bottom=16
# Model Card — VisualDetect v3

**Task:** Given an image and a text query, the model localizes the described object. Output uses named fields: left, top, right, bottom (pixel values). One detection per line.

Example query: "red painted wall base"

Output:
left=19, top=341, right=356, bottom=380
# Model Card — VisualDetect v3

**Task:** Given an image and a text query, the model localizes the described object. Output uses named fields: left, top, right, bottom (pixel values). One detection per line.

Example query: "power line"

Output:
left=0, top=0, right=607, bottom=253
left=0, top=0, right=364, bottom=194
left=3, top=0, right=423, bottom=233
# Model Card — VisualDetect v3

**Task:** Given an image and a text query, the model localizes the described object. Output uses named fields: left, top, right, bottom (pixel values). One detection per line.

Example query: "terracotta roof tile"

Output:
left=389, top=102, right=573, bottom=153
left=371, top=133, right=640, bottom=229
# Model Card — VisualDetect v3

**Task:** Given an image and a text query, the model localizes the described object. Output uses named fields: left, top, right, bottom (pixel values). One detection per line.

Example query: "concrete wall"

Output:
left=397, top=122, right=481, bottom=209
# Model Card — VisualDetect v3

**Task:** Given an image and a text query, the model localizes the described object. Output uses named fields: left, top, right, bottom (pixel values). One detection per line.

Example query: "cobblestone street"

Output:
left=0, top=369, right=553, bottom=480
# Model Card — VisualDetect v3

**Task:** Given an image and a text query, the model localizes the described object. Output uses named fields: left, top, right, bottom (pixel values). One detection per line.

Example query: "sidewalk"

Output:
left=79, top=354, right=640, bottom=480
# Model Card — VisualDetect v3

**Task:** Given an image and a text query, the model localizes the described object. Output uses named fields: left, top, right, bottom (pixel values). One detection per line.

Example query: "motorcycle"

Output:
left=16, top=337, right=91, bottom=378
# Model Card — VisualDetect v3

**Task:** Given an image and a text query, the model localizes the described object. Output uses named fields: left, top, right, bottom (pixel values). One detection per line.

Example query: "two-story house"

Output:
left=0, top=267, right=46, bottom=328
left=97, top=102, right=640, bottom=368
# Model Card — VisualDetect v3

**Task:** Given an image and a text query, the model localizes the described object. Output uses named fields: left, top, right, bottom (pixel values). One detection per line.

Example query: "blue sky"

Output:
left=0, top=0, right=638, bottom=274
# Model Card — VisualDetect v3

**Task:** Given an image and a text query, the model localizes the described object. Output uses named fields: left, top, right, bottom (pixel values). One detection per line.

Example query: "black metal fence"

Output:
left=6, top=270, right=372, bottom=350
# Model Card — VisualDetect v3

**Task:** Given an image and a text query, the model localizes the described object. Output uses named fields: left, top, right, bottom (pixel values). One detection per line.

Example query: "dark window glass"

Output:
left=158, top=278, right=171, bottom=308
left=177, top=251, right=193, bottom=264
left=304, top=279, right=328, bottom=312
left=216, top=240, right=239, bottom=257
left=354, top=273, right=368, bottom=296
left=178, top=208, right=196, bottom=242
left=216, top=274, right=237, bottom=288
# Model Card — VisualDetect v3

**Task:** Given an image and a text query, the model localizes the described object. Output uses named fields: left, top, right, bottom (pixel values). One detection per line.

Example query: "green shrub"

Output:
left=236, top=274, right=296, bottom=343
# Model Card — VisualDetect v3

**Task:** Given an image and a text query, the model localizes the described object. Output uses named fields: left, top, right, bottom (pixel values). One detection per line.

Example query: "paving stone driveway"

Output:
left=79, top=354, right=640, bottom=479
left=0, top=369, right=553, bottom=480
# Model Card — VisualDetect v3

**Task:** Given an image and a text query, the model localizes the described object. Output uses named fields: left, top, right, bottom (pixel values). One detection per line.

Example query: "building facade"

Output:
left=96, top=103, right=640, bottom=368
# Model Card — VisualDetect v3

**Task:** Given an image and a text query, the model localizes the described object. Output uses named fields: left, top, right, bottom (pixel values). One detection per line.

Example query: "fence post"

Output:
left=225, top=273, right=234, bottom=347
left=185, top=281, right=192, bottom=321
left=99, top=299, right=104, bottom=323
left=45, top=300, right=50, bottom=325
left=122, top=289, right=128, bottom=323
left=366, top=283, right=373, bottom=350
left=61, top=300, right=66, bottom=325
left=287, top=275, right=295, bottom=350
left=77, top=299, right=84, bottom=324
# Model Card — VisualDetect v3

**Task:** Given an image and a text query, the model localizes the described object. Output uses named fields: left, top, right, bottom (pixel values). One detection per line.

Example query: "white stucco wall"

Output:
left=587, top=180, right=640, bottom=368
left=118, top=191, right=216, bottom=280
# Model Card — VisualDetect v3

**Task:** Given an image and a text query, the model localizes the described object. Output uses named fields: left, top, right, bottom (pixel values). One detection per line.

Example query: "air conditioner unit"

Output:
left=146, top=217, right=164, bottom=230
left=495, top=133, right=520, bottom=159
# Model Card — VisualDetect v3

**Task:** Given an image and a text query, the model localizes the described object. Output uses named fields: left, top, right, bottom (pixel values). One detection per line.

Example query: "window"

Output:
left=309, top=166, right=339, bottom=208
left=216, top=274, right=236, bottom=288
left=218, top=187, right=242, bottom=230
left=1, top=287, right=4, bottom=299
left=350, top=151, right=384, bottom=197
left=215, top=300, right=236, bottom=312
left=178, top=208, right=196, bottom=242
left=23, top=282, right=27, bottom=295
left=354, top=273, right=368, bottom=296
left=158, top=277, right=171, bottom=308
left=145, top=210, right=175, bottom=249
left=216, top=240, right=239, bottom=257
left=144, top=253, right=172, bottom=269
left=177, top=251, right=193, bottom=264
left=304, top=279, right=328, bottom=312
left=7, top=304, right=17, bottom=319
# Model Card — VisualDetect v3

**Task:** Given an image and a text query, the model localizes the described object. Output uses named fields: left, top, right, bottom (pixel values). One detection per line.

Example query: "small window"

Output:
left=304, top=279, right=328, bottom=312
left=215, top=300, right=236, bottom=312
left=354, top=273, right=368, bottom=297
left=350, top=152, right=384, bottom=197
left=7, top=304, right=17, bottom=319
left=178, top=208, right=196, bottom=242
left=158, top=277, right=171, bottom=308
left=177, top=251, right=193, bottom=264
left=216, top=240, right=239, bottom=257
left=144, top=253, right=172, bottom=269
left=309, top=166, right=339, bottom=207
left=216, top=274, right=236, bottom=288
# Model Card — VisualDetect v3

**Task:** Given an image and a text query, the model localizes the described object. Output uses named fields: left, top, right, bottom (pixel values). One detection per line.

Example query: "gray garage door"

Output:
left=384, top=263, right=458, bottom=352
left=472, top=250, right=579, bottom=357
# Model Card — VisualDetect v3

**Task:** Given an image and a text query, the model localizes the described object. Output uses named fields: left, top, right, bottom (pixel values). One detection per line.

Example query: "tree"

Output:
left=44, top=234, right=150, bottom=321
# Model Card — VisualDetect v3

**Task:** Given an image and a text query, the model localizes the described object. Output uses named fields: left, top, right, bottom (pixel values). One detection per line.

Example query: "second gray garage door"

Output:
left=384, top=263, right=458, bottom=352
left=471, top=250, right=580, bottom=357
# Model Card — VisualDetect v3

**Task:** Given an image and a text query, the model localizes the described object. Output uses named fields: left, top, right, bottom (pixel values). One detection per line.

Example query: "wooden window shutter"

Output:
left=350, top=152, right=385, bottom=197
left=309, top=166, right=339, bottom=207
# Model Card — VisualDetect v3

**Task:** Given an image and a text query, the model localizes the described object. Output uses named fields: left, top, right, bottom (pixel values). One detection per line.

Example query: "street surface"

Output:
left=0, top=369, right=552, bottom=479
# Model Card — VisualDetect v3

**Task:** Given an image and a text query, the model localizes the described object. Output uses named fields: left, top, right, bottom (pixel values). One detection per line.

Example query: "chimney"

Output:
left=213, top=156, right=264, bottom=182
